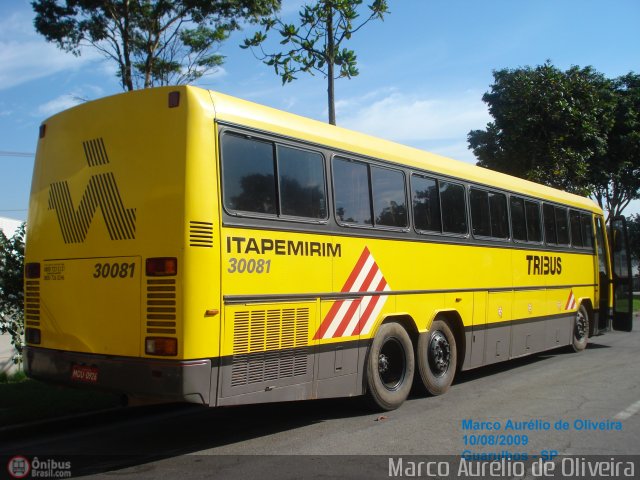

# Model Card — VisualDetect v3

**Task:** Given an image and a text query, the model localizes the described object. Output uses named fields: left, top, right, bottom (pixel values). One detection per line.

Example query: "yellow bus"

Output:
left=23, top=86, right=634, bottom=410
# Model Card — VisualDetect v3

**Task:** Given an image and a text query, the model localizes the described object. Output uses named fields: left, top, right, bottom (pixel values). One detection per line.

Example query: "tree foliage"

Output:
left=468, top=63, right=640, bottom=220
left=590, top=74, right=640, bottom=219
left=32, top=0, right=281, bottom=91
left=0, top=224, right=25, bottom=363
left=242, top=0, right=388, bottom=125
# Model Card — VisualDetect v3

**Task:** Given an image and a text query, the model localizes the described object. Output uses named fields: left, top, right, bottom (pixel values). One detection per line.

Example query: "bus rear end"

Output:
left=24, top=86, right=221, bottom=405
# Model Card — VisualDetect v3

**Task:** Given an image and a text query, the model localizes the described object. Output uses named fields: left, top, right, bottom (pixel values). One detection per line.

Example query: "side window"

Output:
left=222, top=134, right=276, bottom=215
left=543, top=203, right=557, bottom=245
left=525, top=201, right=542, bottom=242
left=555, top=207, right=569, bottom=245
left=277, top=145, right=327, bottom=219
left=221, top=133, right=328, bottom=220
left=371, top=166, right=407, bottom=228
left=440, top=181, right=467, bottom=235
left=470, top=188, right=508, bottom=239
left=489, top=192, right=509, bottom=239
left=581, top=213, right=594, bottom=250
left=569, top=210, right=583, bottom=247
left=333, top=157, right=371, bottom=225
left=411, top=174, right=441, bottom=232
left=470, top=189, right=490, bottom=237
left=510, top=197, right=527, bottom=241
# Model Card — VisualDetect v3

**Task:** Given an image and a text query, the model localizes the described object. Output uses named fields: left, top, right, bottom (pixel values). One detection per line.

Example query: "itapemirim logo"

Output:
left=48, top=138, right=136, bottom=243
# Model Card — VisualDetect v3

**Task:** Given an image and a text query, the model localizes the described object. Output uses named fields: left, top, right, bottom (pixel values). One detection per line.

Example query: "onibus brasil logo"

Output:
left=8, top=456, right=72, bottom=478
left=48, top=138, right=136, bottom=243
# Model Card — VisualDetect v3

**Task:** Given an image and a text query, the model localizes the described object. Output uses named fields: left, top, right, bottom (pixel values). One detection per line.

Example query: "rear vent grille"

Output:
left=146, top=279, right=176, bottom=334
left=189, top=221, right=213, bottom=248
left=24, top=280, right=40, bottom=326
left=231, top=307, right=309, bottom=387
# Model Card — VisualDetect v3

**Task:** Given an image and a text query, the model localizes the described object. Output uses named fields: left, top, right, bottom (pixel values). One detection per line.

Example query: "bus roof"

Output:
left=204, top=87, right=601, bottom=214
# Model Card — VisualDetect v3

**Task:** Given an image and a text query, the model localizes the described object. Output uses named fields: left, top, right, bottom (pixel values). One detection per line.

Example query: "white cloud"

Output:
left=0, top=10, right=102, bottom=91
left=338, top=89, right=491, bottom=149
left=429, top=141, right=477, bottom=165
left=35, top=84, right=109, bottom=118
left=36, top=94, right=84, bottom=117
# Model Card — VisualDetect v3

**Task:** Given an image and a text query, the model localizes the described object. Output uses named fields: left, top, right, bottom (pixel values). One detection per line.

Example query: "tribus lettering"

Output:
left=227, top=236, right=341, bottom=258
left=526, top=255, right=562, bottom=275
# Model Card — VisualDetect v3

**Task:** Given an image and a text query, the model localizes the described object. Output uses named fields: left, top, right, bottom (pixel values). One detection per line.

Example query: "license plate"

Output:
left=71, top=364, right=99, bottom=383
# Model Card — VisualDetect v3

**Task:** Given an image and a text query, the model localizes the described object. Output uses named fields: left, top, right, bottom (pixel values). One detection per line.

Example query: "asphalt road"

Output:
left=2, top=318, right=639, bottom=479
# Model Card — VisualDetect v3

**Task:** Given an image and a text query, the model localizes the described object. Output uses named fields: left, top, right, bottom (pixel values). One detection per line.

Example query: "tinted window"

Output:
left=412, top=175, right=441, bottom=232
left=525, top=201, right=542, bottom=242
left=277, top=145, right=327, bottom=219
left=489, top=192, right=509, bottom=239
left=510, top=197, right=527, bottom=241
left=555, top=207, right=569, bottom=245
left=470, top=189, right=491, bottom=237
left=543, top=203, right=557, bottom=244
left=371, top=166, right=407, bottom=228
left=222, top=134, right=276, bottom=214
left=569, top=210, right=583, bottom=247
left=440, top=181, right=467, bottom=234
left=581, top=213, right=594, bottom=249
left=333, top=158, right=371, bottom=225
left=470, top=188, right=508, bottom=239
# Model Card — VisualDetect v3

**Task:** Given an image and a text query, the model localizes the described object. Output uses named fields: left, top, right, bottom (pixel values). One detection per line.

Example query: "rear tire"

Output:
left=365, top=323, right=415, bottom=411
left=571, top=304, right=589, bottom=352
left=417, top=319, right=457, bottom=395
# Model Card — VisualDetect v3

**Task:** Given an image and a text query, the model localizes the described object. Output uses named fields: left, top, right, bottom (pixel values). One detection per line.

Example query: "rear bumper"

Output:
left=24, top=346, right=214, bottom=405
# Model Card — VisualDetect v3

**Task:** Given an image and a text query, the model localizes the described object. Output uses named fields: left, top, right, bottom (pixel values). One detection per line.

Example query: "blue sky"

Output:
left=1, top=0, right=639, bottom=222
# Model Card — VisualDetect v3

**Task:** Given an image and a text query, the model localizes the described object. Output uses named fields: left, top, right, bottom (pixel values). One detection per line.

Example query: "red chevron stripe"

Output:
left=341, top=246, right=371, bottom=293
left=565, top=291, right=574, bottom=310
left=313, top=247, right=372, bottom=340
left=353, top=277, right=388, bottom=335
left=332, top=263, right=380, bottom=337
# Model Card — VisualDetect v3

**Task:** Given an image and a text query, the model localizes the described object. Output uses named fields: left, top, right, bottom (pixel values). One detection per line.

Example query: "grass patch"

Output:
left=0, top=374, right=121, bottom=427
left=633, top=295, right=640, bottom=314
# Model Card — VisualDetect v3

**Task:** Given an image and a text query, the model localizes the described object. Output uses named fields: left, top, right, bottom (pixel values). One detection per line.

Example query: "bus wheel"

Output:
left=365, top=322, right=415, bottom=411
left=572, top=304, right=589, bottom=352
left=417, top=319, right=457, bottom=395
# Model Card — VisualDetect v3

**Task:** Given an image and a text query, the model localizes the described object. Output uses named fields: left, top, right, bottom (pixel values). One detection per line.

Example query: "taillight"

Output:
left=168, top=91, right=180, bottom=108
left=25, top=262, right=41, bottom=279
left=145, top=337, right=177, bottom=356
left=145, top=257, right=177, bottom=276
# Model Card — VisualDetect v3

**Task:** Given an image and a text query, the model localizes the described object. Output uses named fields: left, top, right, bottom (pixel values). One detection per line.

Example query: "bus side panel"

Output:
left=216, top=228, right=333, bottom=405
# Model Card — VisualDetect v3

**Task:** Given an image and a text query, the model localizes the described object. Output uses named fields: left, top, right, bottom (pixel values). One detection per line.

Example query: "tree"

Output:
left=0, top=224, right=25, bottom=364
left=590, top=74, right=640, bottom=219
left=242, top=0, right=389, bottom=125
left=468, top=63, right=640, bottom=221
left=32, top=0, right=281, bottom=91
left=468, top=63, right=614, bottom=195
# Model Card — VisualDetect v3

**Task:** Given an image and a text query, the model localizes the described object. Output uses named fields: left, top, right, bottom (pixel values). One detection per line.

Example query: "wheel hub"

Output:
left=429, top=331, right=451, bottom=377
left=575, top=311, right=587, bottom=340
left=377, top=337, right=406, bottom=391
left=378, top=353, right=390, bottom=375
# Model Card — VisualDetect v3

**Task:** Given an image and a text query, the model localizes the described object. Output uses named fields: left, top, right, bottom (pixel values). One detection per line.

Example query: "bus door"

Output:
left=594, top=216, right=611, bottom=331
left=610, top=216, right=633, bottom=332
